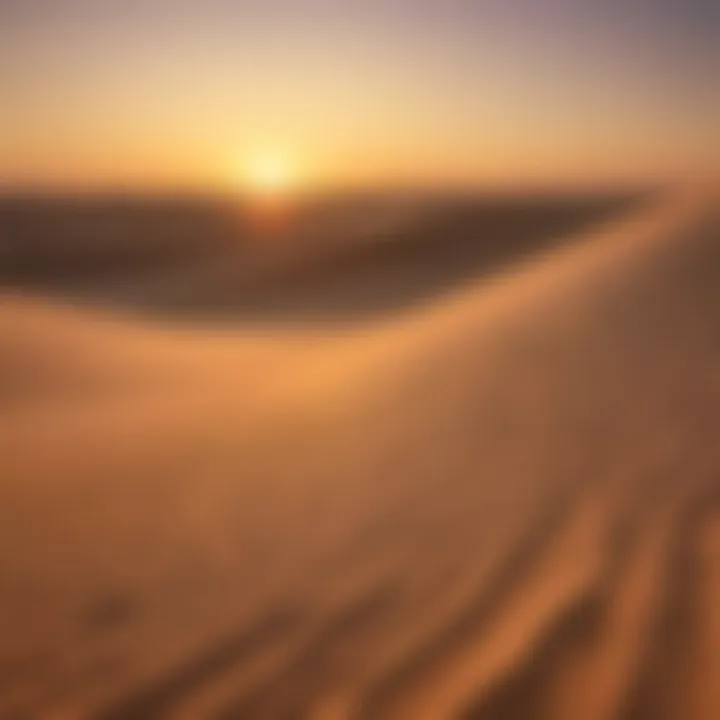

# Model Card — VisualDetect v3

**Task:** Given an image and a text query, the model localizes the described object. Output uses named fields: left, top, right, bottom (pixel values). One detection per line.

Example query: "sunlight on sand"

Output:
left=1, top=194, right=718, bottom=718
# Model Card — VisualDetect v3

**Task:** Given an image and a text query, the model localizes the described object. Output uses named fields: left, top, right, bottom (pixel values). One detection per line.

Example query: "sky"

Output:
left=1, top=0, right=718, bottom=192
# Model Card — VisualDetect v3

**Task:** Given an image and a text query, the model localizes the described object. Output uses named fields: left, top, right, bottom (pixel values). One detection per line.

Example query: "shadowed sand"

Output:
left=0, top=192, right=718, bottom=719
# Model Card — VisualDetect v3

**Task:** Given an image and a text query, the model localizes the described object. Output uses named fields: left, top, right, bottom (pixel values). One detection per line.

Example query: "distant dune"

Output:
left=0, top=192, right=718, bottom=719
left=0, top=193, right=639, bottom=321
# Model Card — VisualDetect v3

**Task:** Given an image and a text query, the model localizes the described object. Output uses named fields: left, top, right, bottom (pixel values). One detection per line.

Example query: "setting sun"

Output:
left=242, top=152, right=296, bottom=196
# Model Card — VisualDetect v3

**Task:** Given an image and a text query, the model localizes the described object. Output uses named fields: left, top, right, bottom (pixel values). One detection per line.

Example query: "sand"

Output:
left=0, top=192, right=718, bottom=719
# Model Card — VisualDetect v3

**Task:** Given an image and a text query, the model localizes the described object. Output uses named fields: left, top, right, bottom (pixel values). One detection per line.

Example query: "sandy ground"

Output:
left=0, top=193, right=718, bottom=719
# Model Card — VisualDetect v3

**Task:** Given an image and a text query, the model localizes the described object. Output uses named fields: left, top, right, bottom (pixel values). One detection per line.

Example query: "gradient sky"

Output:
left=1, top=0, right=718, bottom=191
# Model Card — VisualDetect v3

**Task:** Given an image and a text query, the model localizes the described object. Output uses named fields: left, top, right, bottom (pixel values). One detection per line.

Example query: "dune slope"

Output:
left=0, top=194, right=718, bottom=719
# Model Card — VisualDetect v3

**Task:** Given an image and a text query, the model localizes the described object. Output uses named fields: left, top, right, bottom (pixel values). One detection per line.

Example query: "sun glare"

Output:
left=242, top=152, right=295, bottom=196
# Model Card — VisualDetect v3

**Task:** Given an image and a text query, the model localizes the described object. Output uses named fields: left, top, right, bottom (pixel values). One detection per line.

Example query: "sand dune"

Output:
left=0, top=193, right=718, bottom=719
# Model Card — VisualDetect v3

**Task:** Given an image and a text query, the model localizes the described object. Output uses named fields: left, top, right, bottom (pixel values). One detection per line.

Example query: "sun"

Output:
left=242, top=152, right=295, bottom=196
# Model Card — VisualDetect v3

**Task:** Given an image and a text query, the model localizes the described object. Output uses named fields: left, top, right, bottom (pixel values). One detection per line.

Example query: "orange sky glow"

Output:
left=1, top=1, right=717, bottom=193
